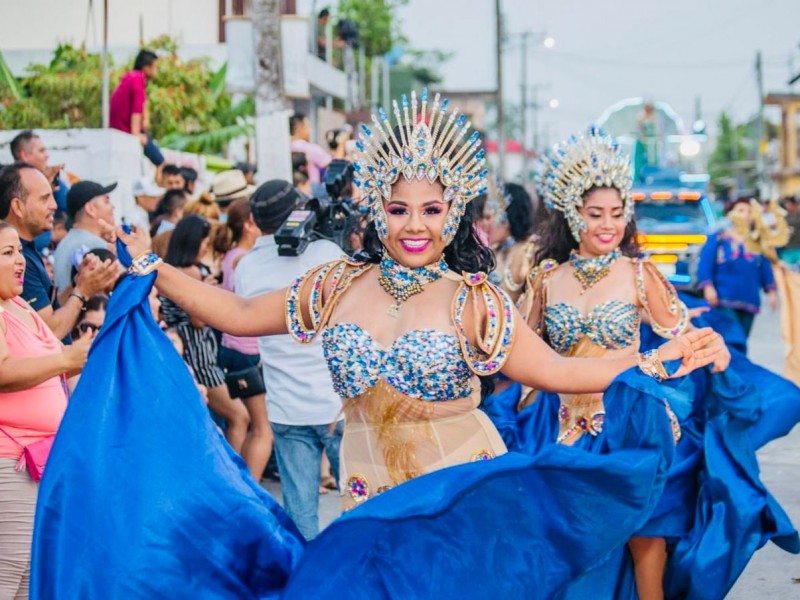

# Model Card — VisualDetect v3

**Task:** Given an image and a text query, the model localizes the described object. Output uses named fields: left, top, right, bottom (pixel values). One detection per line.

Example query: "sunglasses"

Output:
left=78, top=322, right=101, bottom=334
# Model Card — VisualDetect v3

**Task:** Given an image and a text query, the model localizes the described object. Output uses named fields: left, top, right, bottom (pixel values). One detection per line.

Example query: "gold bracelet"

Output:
left=638, top=349, right=669, bottom=382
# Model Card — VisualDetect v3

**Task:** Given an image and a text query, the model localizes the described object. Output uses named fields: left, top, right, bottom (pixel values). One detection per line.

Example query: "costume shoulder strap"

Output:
left=635, top=257, right=689, bottom=339
left=286, top=257, right=373, bottom=343
left=518, top=259, right=558, bottom=336
left=451, top=272, right=516, bottom=376
left=502, top=240, right=538, bottom=294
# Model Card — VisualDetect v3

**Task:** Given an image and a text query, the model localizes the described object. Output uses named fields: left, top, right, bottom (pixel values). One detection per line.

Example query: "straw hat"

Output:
left=211, top=170, right=256, bottom=205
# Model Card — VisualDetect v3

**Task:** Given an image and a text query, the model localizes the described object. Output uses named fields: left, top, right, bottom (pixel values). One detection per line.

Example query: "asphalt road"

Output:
left=264, top=304, right=800, bottom=597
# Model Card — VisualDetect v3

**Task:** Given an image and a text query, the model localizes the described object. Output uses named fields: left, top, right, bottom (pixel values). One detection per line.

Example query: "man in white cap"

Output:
left=124, top=176, right=165, bottom=231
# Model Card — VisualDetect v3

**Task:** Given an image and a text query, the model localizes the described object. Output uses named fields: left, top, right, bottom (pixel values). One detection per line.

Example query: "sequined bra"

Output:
left=544, top=300, right=640, bottom=354
left=286, top=258, right=516, bottom=400
left=322, top=323, right=472, bottom=400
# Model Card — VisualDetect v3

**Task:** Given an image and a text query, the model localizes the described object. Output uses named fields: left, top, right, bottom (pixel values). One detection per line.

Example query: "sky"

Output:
left=396, top=0, right=800, bottom=146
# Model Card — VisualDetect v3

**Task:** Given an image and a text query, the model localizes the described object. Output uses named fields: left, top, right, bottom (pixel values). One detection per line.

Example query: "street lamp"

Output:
left=548, top=98, right=560, bottom=109
left=543, top=36, right=555, bottom=49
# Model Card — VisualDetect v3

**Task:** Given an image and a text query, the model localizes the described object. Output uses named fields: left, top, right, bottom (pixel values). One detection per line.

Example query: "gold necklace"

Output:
left=378, top=255, right=449, bottom=317
left=569, top=248, right=620, bottom=294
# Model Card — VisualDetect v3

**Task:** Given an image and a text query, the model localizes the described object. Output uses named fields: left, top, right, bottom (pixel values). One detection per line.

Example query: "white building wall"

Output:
left=0, top=0, right=218, bottom=51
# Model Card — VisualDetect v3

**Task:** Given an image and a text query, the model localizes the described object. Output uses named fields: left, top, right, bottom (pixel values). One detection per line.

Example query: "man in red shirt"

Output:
left=110, top=50, right=165, bottom=167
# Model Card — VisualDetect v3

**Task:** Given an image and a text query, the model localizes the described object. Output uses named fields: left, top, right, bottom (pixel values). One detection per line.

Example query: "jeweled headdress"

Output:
left=353, top=89, right=489, bottom=244
left=537, top=126, right=634, bottom=242
left=484, top=172, right=511, bottom=227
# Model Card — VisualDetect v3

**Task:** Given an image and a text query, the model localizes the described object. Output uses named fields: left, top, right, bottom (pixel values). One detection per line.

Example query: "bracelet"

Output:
left=129, top=252, right=163, bottom=276
left=69, top=291, right=88, bottom=308
left=638, top=349, right=669, bottom=382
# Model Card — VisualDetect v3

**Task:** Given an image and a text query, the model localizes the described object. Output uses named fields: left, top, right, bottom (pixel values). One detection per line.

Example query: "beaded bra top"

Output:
left=545, top=300, right=640, bottom=354
left=523, top=256, right=689, bottom=355
left=286, top=258, right=515, bottom=401
left=322, top=324, right=472, bottom=400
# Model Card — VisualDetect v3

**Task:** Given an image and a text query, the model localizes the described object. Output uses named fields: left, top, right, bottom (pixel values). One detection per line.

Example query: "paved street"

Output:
left=264, top=304, right=800, bottom=597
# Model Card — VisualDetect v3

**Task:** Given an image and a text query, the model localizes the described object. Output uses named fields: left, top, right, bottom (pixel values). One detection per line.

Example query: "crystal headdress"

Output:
left=353, top=89, right=489, bottom=244
left=484, top=172, right=511, bottom=226
left=537, top=126, right=634, bottom=242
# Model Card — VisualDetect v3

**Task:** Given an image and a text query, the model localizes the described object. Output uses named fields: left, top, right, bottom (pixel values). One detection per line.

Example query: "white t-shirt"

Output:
left=235, top=235, right=344, bottom=426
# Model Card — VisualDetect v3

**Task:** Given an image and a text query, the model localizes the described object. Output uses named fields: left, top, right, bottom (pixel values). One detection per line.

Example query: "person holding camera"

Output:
left=233, top=180, right=343, bottom=539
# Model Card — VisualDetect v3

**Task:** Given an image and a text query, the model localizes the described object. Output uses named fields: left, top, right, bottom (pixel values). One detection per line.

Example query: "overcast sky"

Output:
left=396, top=0, right=800, bottom=145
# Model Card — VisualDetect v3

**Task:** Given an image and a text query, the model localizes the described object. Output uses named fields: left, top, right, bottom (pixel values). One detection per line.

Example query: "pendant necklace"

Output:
left=378, top=255, right=449, bottom=317
left=569, top=248, right=620, bottom=294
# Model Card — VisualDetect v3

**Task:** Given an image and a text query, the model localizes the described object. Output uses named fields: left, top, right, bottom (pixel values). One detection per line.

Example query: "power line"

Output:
left=546, top=50, right=782, bottom=71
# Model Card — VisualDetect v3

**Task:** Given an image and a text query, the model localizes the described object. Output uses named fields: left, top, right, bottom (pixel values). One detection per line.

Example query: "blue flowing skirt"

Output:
left=30, top=245, right=677, bottom=599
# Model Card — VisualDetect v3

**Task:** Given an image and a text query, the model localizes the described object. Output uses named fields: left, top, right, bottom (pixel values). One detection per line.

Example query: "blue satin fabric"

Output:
left=487, top=340, right=800, bottom=599
left=30, top=243, right=677, bottom=599
left=485, top=367, right=681, bottom=599
left=285, top=449, right=665, bottom=599
left=31, top=243, right=306, bottom=599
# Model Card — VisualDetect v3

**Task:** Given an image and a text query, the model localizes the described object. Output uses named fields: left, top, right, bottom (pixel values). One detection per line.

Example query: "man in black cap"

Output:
left=235, top=179, right=343, bottom=540
left=53, top=180, right=118, bottom=293
left=0, top=163, right=118, bottom=340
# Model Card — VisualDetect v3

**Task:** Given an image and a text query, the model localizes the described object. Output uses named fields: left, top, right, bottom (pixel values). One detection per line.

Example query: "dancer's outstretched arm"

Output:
left=501, top=308, right=722, bottom=395
left=118, top=227, right=289, bottom=337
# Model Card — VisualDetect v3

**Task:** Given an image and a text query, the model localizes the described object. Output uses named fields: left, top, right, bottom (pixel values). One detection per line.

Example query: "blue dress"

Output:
left=491, top=257, right=800, bottom=600
left=30, top=252, right=690, bottom=599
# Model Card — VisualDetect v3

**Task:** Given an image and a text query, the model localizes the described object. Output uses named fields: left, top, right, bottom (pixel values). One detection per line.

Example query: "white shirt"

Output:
left=235, top=235, right=344, bottom=425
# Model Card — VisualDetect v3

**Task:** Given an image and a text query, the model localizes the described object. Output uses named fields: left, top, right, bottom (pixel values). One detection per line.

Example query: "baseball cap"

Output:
left=132, top=177, right=166, bottom=198
left=66, top=180, right=118, bottom=220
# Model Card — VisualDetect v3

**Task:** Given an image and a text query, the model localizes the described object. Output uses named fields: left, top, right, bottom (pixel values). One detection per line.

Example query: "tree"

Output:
left=0, top=38, right=254, bottom=155
left=709, top=112, right=755, bottom=198
left=336, top=0, right=408, bottom=57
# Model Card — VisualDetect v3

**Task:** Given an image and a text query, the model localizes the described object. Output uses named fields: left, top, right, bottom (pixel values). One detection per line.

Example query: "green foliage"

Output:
left=709, top=112, right=754, bottom=195
left=0, top=38, right=254, bottom=154
left=337, top=0, right=408, bottom=57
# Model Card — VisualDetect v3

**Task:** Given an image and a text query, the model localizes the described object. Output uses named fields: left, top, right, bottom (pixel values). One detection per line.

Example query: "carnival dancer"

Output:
left=697, top=198, right=778, bottom=353
left=494, top=127, right=798, bottom=600
left=32, top=92, right=722, bottom=599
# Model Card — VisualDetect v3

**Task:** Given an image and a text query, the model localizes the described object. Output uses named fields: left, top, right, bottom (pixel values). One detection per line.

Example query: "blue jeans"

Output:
left=142, top=132, right=165, bottom=167
left=271, top=420, right=343, bottom=540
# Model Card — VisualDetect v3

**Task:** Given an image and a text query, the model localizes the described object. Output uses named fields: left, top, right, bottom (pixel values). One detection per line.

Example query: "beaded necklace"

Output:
left=378, top=255, right=449, bottom=317
left=569, top=248, right=621, bottom=294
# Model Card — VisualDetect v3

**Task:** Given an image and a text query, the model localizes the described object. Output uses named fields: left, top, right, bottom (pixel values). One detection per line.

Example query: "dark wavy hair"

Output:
left=164, top=215, right=211, bottom=268
left=504, top=183, right=535, bottom=242
left=534, top=186, right=639, bottom=265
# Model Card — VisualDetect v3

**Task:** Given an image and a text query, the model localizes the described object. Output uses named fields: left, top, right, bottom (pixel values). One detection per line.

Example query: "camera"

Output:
left=275, top=159, right=364, bottom=257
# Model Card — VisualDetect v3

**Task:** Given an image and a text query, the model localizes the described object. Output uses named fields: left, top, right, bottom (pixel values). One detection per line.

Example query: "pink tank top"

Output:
left=0, top=297, right=68, bottom=460
left=220, top=247, right=260, bottom=356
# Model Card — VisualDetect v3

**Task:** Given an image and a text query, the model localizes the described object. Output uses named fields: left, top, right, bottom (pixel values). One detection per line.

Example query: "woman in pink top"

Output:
left=0, top=222, right=92, bottom=599
left=218, top=199, right=273, bottom=479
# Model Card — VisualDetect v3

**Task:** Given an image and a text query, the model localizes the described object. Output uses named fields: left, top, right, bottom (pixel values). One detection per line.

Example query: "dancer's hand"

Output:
left=658, top=327, right=723, bottom=378
left=710, top=337, right=731, bottom=373
left=114, top=224, right=152, bottom=259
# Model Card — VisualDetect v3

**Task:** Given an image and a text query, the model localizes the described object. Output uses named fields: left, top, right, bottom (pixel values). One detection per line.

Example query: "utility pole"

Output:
left=755, top=50, right=766, bottom=195
left=495, top=0, right=505, bottom=179
left=101, top=0, right=109, bottom=128
left=252, top=0, right=292, bottom=182
left=520, top=32, right=529, bottom=185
